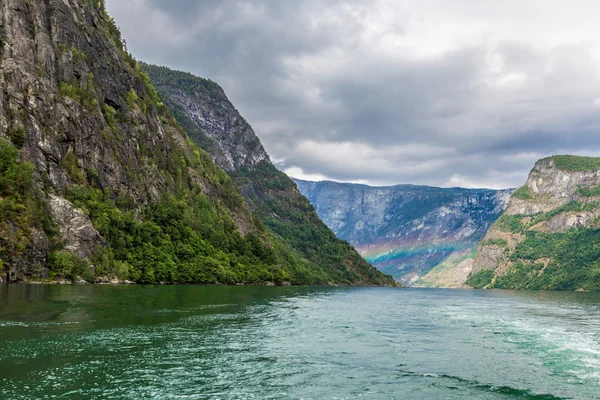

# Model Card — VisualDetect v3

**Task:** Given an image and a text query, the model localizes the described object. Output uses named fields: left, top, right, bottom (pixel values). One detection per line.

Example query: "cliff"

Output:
left=0, top=0, right=393, bottom=286
left=293, top=179, right=512, bottom=285
left=140, top=64, right=395, bottom=286
left=469, top=155, right=600, bottom=291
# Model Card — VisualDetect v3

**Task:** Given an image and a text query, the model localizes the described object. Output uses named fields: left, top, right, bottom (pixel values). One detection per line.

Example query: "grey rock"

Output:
left=506, top=158, right=600, bottom=215
left=142, top=64, right=394, bottom=286
left=0, top=0, right=252, bottom=280
left=294, top=179, right=512, bottom=283
left=49, top=195, right=104, bottom=260
left=474, top=156, right=600, bottom=277
left=5, top=229, right=50, bottom=282
left=147, top=73, right=270, bottom=172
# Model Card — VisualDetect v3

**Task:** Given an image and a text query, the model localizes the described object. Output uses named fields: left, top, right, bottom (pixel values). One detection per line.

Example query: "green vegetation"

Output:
left=60, top=82, right=81, bottom=102
left=48, top=251, right=92, bottom=282
left=234, top=162, right=392, bottom=285
left=102, top=104, right=119, bottom=136
left=530, top=201, right=599, bottom=225
left=67, top=187, right=295, bottom=284
left=0, top=139, right=53, bottom=264
left=513, top=185, right=533, bottom=200
left=125, top=89, right=139, bottom=108
left=545, top=155, right=600, bottom=172
left=61, top=149, right=86, bottom=184
left=1, top=1, right=394, bottom=286
left=493, top=201, right=600, bottom=234
left=71, top=46, right=88, bottom=64
left=58, top=43, right=88, bottom=63
left=413, top=249, right=477, bottom=288
left=139, top=63, right=226, bottom=101
left=481, top=238, right=508, bottom=247
left=578, top=184, right=600, bottom=197
left=465, top=269, right=495, bottom=289
left=492, top=228, right=600, bottom=290
left=7, top=124, right=25, bottom=149
left=471, top=155, right=600, bottom=291
left=95, top=0, right=137, bottom=68
left=494, top=214, right=524, bottom=233
left=60, top=74, right=98, bottom=110
left=141, top=63, right=395, bottom=286
left=475, top=201, right=600, bottom=290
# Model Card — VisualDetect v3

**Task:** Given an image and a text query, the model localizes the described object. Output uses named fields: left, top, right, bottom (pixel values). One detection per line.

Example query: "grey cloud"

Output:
left=106, top=0, right=600, bottom=189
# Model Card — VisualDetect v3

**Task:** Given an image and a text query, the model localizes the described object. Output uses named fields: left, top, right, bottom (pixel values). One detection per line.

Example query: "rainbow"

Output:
left=358, top=241, right=470, bottom=276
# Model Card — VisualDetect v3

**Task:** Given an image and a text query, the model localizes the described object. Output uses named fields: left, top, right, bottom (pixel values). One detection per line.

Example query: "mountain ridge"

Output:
left=0, top=0, right=394, bottom=286
left=293, top=178, right=512, bottom=285
left=468, top=155, right=600, bottom=291
left=140, top=63, right=395, bottom=286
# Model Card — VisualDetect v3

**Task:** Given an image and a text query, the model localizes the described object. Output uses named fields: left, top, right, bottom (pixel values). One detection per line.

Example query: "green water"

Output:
left=0, top=285, right=599, bottom=399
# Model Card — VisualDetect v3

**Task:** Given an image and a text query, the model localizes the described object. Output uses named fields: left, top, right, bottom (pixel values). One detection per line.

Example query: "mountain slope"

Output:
left=468, top=155, right=600, bottom=291
left=140, top=64, right=395, bottom=286
left=0, top=0, right=392, bottom=286
left=294, top=179, right=512, bottom=284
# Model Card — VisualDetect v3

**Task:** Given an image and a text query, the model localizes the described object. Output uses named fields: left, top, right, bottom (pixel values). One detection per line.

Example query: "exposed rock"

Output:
left=0, top=0, right=259, bottom=281
left=6, top=229, right=50, bottom=282
left=157, top=86, right=269, bottom=171
left=471, top=230, right=523, bottom=275
left=293, top=179, right=512, bottom=284
left=472, top=155, right=600, bottom=290
left=0, top=0, right=394, bottom=286
left=49, top=195, right=104, bottom=260
left=505, top=158, right=600, bottom=215
left=531, top=211, right=598, bottom=232
left=142, top=64, right=396, bottom=286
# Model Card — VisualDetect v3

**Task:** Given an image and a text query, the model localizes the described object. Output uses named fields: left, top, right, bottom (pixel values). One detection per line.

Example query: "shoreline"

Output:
left=1, top=279, right=401, bottom=288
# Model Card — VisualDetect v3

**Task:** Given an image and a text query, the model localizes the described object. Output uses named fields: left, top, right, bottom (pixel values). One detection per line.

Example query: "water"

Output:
left=0, top=286, right=599, bottom=399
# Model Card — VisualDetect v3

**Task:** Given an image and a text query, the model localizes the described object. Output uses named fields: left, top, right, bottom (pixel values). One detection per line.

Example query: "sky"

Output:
left=106, top=0, right=600, bottom=189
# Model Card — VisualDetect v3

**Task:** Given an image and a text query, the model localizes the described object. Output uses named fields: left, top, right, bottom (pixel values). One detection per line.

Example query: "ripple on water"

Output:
left=0, top=287, right=599, bottom=399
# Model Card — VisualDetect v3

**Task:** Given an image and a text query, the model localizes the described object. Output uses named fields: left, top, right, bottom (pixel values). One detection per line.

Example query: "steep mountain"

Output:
left=0, top=0, right=393, bottom=286
left=468, top=156, right=600, bottom=291
left=293, top=179, right=512, bottom=285
left=139, top=64, right=395, bottom=286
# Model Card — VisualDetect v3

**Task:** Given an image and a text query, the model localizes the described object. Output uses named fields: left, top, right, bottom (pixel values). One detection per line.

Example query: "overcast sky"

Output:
left=106, top=0, right=600, bottom=189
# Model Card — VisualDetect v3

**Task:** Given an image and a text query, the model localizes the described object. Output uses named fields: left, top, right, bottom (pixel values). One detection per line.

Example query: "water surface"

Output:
left=0, top=285, right=599, bottom=399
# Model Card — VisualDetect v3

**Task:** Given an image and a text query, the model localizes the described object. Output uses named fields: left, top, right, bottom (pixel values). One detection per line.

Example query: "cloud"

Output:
left=107, top=0, right=600, bottom=188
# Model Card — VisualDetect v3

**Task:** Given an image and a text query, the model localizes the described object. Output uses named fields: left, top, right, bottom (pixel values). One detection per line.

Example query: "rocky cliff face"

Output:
left=470, top=156, right=600, bottom=291
left=0, top=0, right=392, bottom=286
left=0, top=0, right=182, bottom=281
left=294, top=179, right=512, bottom=284
left=139, top=66, right=269, bottom=172
left=141, top=64, right=395, bottom=286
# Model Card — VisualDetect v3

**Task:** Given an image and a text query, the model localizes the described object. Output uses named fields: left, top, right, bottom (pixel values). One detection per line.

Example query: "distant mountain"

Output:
left=469, top=155, right=600, bottom=291
left=294, top=179, right=512, bottom=285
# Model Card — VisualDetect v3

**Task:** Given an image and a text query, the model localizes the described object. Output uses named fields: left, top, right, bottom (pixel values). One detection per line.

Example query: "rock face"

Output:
left=142, top=64, right=395, bottom=286
left=141, top=70, right=269, bottom=171
left=505, top=158, right=600, bottom=215
left=294, top=179, right=512, bottom=284
left=49, top=195, right=104, bottom=260
left=470, top=156, right=600, bottom=291
left=5, top=229, right=50, bottom=282
left=0, top=2, right=392, bottom=286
